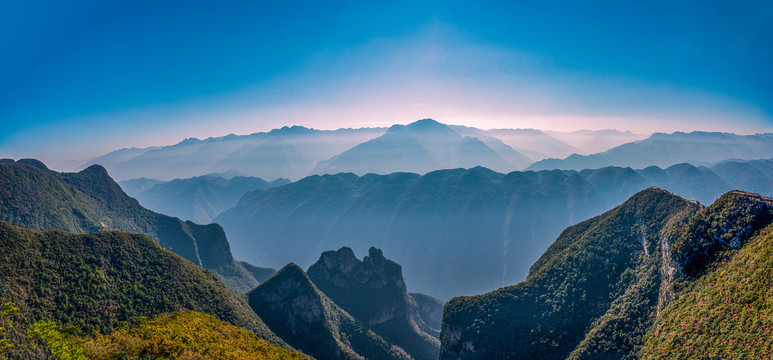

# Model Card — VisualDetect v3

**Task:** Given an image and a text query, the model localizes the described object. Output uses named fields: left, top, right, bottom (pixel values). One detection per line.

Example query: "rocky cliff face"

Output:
left=246, top=263, right=412, bottom=360
left=440, top=188, right=702, bottom=360
left=440, top=189, right=773, bottom=359
left=409, top=293, right=444, bottom=338
left=307, top=247, right=440, bottom=360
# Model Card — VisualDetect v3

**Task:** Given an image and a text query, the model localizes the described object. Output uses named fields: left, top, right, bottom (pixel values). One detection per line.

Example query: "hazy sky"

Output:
left=1, top=0, right=772, bottom=166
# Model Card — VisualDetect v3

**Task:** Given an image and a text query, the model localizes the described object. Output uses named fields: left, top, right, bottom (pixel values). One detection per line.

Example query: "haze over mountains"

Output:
left=73, top=120, right=773, bottom=192
left=121, top=175, right=290, bottom=224
left=0, top=158, right=446, bottom=358
left=5, top=121, right=773, bottom=357
left=528, top=131, right=773, bottom=171
left=211, top=158, right=773, bottom=300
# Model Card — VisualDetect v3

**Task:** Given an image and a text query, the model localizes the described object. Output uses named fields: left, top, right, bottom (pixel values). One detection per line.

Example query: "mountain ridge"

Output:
left=0, top=159, right=264, bottom=293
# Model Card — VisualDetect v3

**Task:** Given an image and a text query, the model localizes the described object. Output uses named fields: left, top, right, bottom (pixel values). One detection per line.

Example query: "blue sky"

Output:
left=1, top=0, right=771, bottom=166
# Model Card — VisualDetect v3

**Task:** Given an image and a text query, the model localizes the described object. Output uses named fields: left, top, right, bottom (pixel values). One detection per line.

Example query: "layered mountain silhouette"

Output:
left=440, top=189, right=773, bottom=359
left=313, top=119, right=527, bottom=175
left=0, top=159, right=270, bottom=293
left=216, top=159, right=773, bottom=299
left=0, top=221, right=286, bottom=358
left=75, top=121, right=773, bottom=183
left=528, top=131, right=773, bottom=171
left=480, top=128, right=583, bottom=160
left=88, top=126, right=385, bottom=181
left=545, top=129, right=647, bottom=155
left=77, top=120, right=664, bottom=182
left=122, top=174, right=290, bottom=224
left=215, top=167, right=607, bottom=299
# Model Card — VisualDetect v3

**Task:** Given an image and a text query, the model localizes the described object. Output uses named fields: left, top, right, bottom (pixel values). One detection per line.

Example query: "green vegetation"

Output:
left=671, top=191, right=773, bottom=278
left=641, top=225, right=773, bottom=358
left=28, top=321, right=87, bottom=360
left=0, top=221, right=282, bottom=359
left=0, top=159, right=263, bottom=293
left=441, top=188, right=701, bottom=360
left=1, top=303, right=19, bottom=359
left=441, top=189, right=773, bottom=359
left=81, top=311, right=307, bottom=360
left=26, top=312, right=308, bottom=360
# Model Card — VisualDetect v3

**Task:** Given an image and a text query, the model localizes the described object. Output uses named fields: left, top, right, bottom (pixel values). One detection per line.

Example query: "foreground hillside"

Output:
left=0, top=221, right=283, bottom=359
left=0, top=159, right=266, bottom=293
left=640, top=194, right=773, bottom=358
left=440, top=190, right=773, bottom=359
left=31, top=311, right=307, bottom=360
left=441, top=188, right=700, bottom=359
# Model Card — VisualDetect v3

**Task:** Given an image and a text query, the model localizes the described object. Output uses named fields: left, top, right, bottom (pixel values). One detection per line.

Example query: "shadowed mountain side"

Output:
left=0, top=159, right=263, bottom=294
left=528, top=131, right=773, bottom=171
left=116, top=177, right=163, bottom=197
left=577, top=163, right=732, bottom=207
left=216, top=167, right=606, bottom=300
left=125, top=175, right=290, bottom=224
left=307, top=247, right=440, bottom=360
left=409, top=293, right=444, bottom=338
left=216, top=159, right=773, bottom=299
left=247, top=264, right=413, bottom=360
left=709, top=158, right=773, bottom=198
left=0, top=221, right=285, bottom=358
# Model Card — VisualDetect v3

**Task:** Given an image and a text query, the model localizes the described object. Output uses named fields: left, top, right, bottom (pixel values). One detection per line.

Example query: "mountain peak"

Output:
left=270, top=262, right=308, bottom=281
left=17, top=158, right=50, bottom=171
left=80, top=163, right=110, bottom=177
left=366, top=246, right=385, bottom=261
left=405, top=118, right=450, bottom=132
left=268, top=125, right=315, bottom=136
left=178, top=137, right=203, bottom=146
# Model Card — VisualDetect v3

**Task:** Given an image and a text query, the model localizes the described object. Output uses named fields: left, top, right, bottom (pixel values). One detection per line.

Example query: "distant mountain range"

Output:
left=528, top=131, right=773, bottom=171
left=121, top=175, right=290, bottom=224
left=75, top=119, right=694, bottom=182
left=214, top=158, right=773, bottom=299
left=82, top=126, right=386, bottom=181
left=313, top=119, right=528, bottom=175
left=440, top=189, right=773, bottom=359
